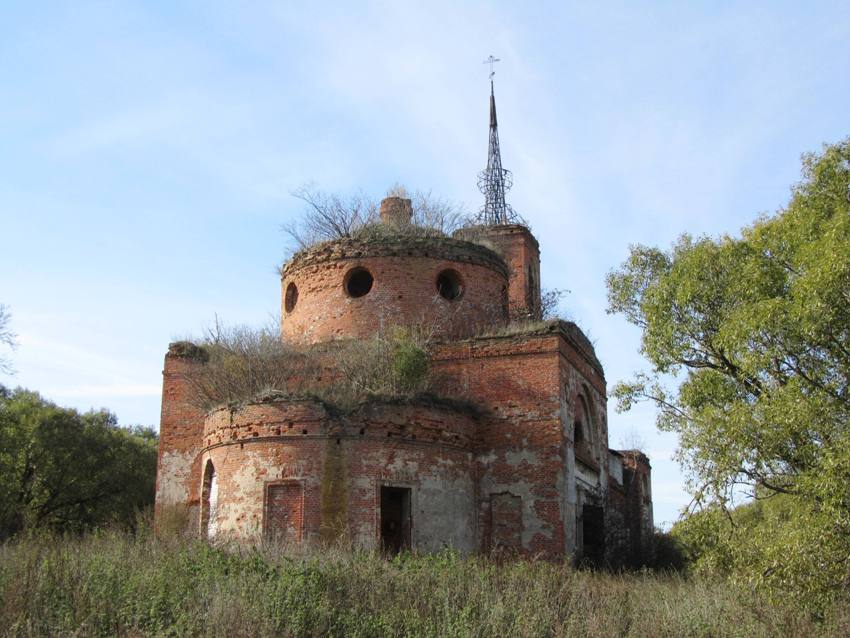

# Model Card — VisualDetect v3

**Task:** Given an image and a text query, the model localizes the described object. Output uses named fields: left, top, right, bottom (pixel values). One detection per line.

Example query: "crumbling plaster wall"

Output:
left=432, top=332, right=566, bottom=558
left=155, top=348, right=206, bottom=533
left=557, top=326, right=609, bottom=558
left=200, top=400, right=477, bottom=552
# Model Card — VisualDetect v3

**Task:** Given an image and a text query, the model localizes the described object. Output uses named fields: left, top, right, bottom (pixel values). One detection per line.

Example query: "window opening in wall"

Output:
left=574, top=394, right=595, bottom=463
left=526, top=265, right=536, bottom=312
left=201, top=460, right=218, bottom=539
left=345, top=267, right=374, bottom=298
left=284, top=282, right=299, bottom=312
left=574, top=419, right=584, bottom=444
left=581, top=504, right=604, bottom=567
left=436, top=269, right=463, bottom=301
left=380, top=486, right=411, bottom=554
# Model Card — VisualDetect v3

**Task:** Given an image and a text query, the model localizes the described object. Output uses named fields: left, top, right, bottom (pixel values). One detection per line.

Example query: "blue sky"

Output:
left=1, top=1, right=848, bottom=527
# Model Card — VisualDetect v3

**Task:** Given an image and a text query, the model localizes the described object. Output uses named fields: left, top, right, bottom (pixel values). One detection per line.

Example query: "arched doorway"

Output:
left=200, top=460, right=218, bottom=539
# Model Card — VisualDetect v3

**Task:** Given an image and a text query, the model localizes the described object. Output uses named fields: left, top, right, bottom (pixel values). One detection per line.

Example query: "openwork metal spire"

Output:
left=476, top=56, right=523, bottom=225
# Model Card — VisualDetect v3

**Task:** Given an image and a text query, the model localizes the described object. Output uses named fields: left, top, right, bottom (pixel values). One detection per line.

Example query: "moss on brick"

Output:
left=167, top=341, right=209, bottom=362
left=281, top=234, right=508, bottom=279
left=354, top=392, right=483, bottom=419
left=218, top=389, right=482, bottom=421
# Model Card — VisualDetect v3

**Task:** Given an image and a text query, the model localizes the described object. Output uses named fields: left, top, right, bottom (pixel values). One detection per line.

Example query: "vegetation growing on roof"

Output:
left=281, top=184, right=472, bottom=256
left=180, top=321, right=439, bottom=414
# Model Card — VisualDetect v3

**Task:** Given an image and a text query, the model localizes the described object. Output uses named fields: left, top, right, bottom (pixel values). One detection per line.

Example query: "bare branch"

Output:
left=0, top=304, right=17, bottom=375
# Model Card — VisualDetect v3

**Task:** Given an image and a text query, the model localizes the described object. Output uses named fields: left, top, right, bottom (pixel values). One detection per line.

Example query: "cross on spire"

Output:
left=483, top=55, right=500, bottom=80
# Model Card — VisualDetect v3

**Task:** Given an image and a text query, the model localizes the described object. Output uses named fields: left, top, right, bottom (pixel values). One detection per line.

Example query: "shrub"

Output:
left=182, top=320, right=317, bottom=411
left=181, top=322, right=433, bottom=413
left=672, top=495, right=850, bottom=615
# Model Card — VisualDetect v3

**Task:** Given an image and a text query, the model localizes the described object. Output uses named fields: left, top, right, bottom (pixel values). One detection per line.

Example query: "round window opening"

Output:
left=436, top=269, right=463, bottom=301
left=345, top=267, right=374, bottom=298
left=284, top=282, right=299, bottom=313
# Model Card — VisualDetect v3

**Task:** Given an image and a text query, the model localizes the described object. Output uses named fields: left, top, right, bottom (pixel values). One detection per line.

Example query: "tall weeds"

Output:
left=0, top=529, right=846, bottom=637
left=180, top=322, right=433, bottom=413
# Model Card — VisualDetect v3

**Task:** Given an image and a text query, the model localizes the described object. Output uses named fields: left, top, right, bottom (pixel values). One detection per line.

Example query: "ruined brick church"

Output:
left=155, top=78, right=653, bottom=563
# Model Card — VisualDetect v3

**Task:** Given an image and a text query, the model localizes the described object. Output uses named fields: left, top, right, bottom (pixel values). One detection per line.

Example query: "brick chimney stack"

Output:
left=380, top=196, right=413, bottom=228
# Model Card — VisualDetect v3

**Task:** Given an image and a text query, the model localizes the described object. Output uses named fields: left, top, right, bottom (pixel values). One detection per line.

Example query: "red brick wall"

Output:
left=455, top=225, right=540, bottom=321
left=264, top=482, right=304, bottom=543
left=280, top=237, right=508, bottom=344
left=430, top=324, right=611, bottom=559
left=432, top=333, right=565, bottom=558
left=154, top=345, right=207, bottom=533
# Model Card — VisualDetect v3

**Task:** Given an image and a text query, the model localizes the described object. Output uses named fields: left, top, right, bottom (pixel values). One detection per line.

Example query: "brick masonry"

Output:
left=155, top=202, right=653, bottom=562
left=198, top=399, right=477, bottom=551
left=280, top=236, right=509, bottom=343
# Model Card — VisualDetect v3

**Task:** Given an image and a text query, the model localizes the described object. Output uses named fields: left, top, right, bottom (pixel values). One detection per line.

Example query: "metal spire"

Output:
left=476, top=56, right=523, bottom=226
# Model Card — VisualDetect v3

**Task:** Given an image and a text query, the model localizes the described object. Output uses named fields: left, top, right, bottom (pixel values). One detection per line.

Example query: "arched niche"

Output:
left=200, top=459, right=219, bottom=539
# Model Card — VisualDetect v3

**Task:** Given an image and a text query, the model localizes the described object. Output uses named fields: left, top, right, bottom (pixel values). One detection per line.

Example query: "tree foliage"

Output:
left=606, top=138, right=850, bottom=608
left=0, top=387, right=158, bottom=538
left=671, top=492, right=849, bottom=615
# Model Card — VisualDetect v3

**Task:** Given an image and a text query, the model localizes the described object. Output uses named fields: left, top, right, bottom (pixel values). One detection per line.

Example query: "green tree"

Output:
left=606, top=138, right=850, bottom=609
left=0, top=387, right=158, bottom=538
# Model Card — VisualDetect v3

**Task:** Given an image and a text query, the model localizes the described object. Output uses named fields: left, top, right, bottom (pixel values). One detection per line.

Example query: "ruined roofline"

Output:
left=280, top=233, right=509, bottom=280
left=614, top=449, right=652, bottom=467
left=201, top=394, right=480, bottom=453
left=452, top=223, right=539, bottom=251
left=167, top=340, right=209, bottom=361
left=436, top=319, right=604, bottom=379
left=205, top=390, right=483, bottom=420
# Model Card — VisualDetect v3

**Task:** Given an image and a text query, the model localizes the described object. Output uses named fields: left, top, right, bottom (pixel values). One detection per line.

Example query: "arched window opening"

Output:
left=574, top=419, right=584, bottom=445
left=526, top=265, right=536, bottom=313
left=284, top=282, right=299, bottom=312
left=201, top=460, right=219, bottom=539
left=574, top=394, right=594, bottom=461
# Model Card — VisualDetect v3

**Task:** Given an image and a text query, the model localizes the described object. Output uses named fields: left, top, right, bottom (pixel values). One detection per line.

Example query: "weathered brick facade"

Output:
left=155, top=197, right=653, bottom=562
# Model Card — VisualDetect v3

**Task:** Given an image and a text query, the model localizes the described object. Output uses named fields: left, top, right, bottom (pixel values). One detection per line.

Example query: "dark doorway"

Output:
left=380, top=486, right=411, bottom=554
left=582, top=504, right=605, bottom=567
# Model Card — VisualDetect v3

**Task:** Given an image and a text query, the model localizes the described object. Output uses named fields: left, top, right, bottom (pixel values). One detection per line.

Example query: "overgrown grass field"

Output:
left=1, top=530, right=846, bottom=637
